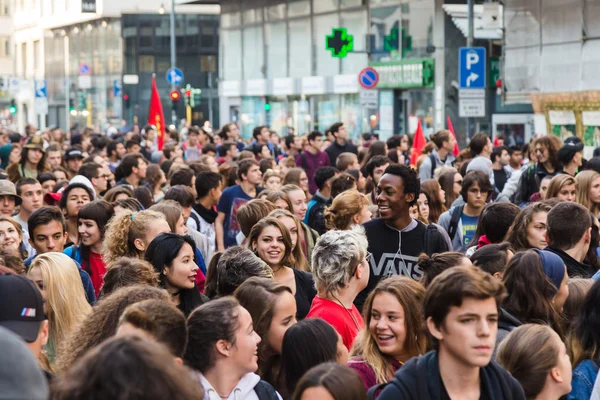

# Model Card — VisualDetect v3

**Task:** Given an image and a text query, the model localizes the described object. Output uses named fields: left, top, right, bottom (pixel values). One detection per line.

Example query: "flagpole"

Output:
left=170, top=0, right=177, bottom=126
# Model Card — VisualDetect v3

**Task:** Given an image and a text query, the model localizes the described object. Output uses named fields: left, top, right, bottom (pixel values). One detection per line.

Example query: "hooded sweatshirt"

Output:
left=377, top=351, right=526, bottom=400
left=197, top=372, right=282, bottom=400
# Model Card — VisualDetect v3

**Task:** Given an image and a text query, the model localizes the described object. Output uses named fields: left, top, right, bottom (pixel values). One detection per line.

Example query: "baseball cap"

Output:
left=558, top=136, right=584, bottom=164
left=0, top=180, right=22, bottom=206
left=65, top=147, right=84, bottom=160
left=0, top=274, right=45, bottom=343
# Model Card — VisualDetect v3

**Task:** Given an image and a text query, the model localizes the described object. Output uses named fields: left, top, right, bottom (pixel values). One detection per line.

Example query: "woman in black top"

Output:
left=248, top=217, right=316, bottom=319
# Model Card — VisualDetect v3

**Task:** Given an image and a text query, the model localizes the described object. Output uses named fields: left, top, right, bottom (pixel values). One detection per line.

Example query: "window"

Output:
left=314, top=13, right=340, bottom=76
left=138, top=55, right=155, bottom=73
left=288, top=0, right=310, bottom=17
left=222, top=29, right=242, bottom=80
left=21, top=42, right=27, bottom=76
left=313, top=0, right=338, bottom=14
left=200, top=55, right=217, bottom=73
left=4, top=38, right=9, bottom=56
left=242, top=25, right=264, bottom=79
left=288, top=18, right=312, bottom=78
left=266, top=21, right=287, bottom=78
left=33, top=40, right=40, bottom=72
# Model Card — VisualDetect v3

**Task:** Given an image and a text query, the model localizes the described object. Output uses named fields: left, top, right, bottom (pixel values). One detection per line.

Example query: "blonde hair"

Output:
left=576, top=170, right=600, bottom=215
left=102, top=210, right=167, bottom=264
left=269, top=209, right=310, bottom=272
left=150, top=200, right=183, bottom=233
left=28, top=253, right=92, bottom=361
left=546, top=174, right=577, bottom=200
left=350, top=276, right=426, bottom=384
left=323, top=190, right=369, bottom=231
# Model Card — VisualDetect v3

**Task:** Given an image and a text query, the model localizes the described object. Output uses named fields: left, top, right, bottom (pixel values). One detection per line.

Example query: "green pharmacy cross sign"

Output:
left=326, top=28, right=354, bottom=58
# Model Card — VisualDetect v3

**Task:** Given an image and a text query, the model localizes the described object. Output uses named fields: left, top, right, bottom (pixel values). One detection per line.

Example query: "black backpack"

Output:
left=428, top=153, right=437, bottom=179
left=447, top=205, right=465, bottom=241
left=254, top=380, right=279, bottom=400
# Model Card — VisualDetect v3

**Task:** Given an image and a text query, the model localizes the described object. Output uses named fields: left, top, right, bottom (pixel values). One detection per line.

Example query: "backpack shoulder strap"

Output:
left=447, top=205, right=465, bottom=241
left=254, top=380, right=279, bottom=400
left=189, top=211, right=201, bottom=231
left=428, top=153, right=437, bottom=178
left=423, top=224, right=440, bottom=256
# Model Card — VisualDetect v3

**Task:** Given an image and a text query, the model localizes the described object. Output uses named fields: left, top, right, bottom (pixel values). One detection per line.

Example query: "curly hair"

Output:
left=381, top=164, right=420, bottom=206
left=54, top=285, right=171, bottom=374
left=102, top=209, right=167, bottom=264
left=323, top=190, right=369, bottom=231
left=99, top=257, right=160, bottom=299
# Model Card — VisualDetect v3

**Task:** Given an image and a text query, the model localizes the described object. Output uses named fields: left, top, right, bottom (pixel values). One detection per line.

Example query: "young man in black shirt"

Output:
left=357, top=164, right=449, bottom=310
left=378, top=267, right=525, bottom=400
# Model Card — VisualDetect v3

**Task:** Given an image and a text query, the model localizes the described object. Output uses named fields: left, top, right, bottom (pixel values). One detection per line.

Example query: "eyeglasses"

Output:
left=97, top=174, right=110, bottom=179
left=352, top=251, right=372, bottom=277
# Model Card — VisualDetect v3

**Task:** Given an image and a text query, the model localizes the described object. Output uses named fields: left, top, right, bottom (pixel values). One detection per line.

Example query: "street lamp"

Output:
left=158, top=4, right=165, bottom=14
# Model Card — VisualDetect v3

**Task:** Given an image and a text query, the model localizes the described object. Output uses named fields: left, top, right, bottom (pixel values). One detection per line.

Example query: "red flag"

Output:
left=493, top=135, right=500, bottom=146
left=148, top=74, right=166, bottom=150
left=446, top=116, right=460, bottom=157
left=410, top=119, right=426, bottom=167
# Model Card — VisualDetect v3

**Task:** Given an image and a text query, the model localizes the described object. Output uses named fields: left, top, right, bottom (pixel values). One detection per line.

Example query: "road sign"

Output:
left=9, top=77, right=19, bottom=96
left=358, top=67, right=379, bottom=90
left=166, top=68, right=184, bottom=85
left=79, top=63, right=91, bottom=76
left=360, top=90, right=379, bottom=108
left=459, top=47, right=486, bottom=89
left=326, top=28, right=354, bottom=58
left=35, top=80, right=47, bottom=98
left=113, top=80, right=122, bottom=97
left=459, top=89, right=485, bottom=118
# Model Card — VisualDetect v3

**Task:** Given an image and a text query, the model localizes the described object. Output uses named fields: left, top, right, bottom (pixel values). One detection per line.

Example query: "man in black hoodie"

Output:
left=545, top=201, right=595, bottom=278
left=357, top=164, right=449, bottom=310
left=378, top=267, right=526, bottom=400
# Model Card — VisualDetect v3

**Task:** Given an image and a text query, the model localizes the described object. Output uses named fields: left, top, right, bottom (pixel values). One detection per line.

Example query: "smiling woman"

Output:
left=0, top=216, right=27, bottom=258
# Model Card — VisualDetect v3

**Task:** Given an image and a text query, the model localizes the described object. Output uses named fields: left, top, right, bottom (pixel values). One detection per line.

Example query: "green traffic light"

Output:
left=9, top=106, right=16, bottom=114
left=264, top=103, right=271, bottom=111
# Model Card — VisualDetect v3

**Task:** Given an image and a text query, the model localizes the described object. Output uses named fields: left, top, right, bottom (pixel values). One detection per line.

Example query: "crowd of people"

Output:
left=2, top=121, right=600, bottom=399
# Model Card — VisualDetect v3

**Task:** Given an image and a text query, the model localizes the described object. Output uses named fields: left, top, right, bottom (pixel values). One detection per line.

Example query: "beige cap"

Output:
left=0, top=180, right=22, bottom=205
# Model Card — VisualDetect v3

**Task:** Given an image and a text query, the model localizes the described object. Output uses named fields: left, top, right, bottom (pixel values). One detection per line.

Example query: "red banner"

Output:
left=148, top=75, right=165, bottom=150
left=446, top=116, right=460, bottom=157
left=410, top=119, right=426, bottom=167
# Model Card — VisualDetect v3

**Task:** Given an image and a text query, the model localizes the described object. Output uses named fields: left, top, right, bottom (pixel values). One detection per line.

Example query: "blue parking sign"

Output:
left=459, top=47, right=486, bottom=89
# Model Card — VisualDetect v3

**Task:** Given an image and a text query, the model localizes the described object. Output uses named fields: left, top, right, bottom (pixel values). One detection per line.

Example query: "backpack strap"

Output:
left=428, top=153, right=437, bottom=179
left=189, top=211, right=201, bottom=231
left=447, top=205, right=465, bottom=241
left=254, top=380, right=279, bottom=400
left=423, top=224, right=441, bottom=256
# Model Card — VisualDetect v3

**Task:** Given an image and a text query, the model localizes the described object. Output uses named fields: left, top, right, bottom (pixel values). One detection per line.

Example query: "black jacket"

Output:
left=377, top=351, right=526, bottom=400
left=545, top=246, right=596, bottom=278
left=494, top=308, right=523, bottom=358
left=325, top=140, right=358, bottom=166
left=514, top=163, right=561, bottom=204
left=306, top=191, right=330, bottom=235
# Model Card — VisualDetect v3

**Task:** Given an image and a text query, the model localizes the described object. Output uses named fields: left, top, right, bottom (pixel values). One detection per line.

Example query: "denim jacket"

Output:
left=568, top=359, right=600, bottom=400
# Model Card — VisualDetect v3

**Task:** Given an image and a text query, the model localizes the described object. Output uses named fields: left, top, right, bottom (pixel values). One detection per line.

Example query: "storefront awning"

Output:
left=442, top=4, right=503, bottom=40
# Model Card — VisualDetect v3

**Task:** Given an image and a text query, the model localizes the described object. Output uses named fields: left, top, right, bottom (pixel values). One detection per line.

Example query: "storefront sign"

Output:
left=272, top=78, right=295, bottom=96
left=370, top=59, right=434, bottom=89
left=301, top=76, right=326, bottom=95
left=245, top=79, right=267, bottom=96
left=81, top=0, right=96, bottom=13
left=333, top=75, right=358, bottom=94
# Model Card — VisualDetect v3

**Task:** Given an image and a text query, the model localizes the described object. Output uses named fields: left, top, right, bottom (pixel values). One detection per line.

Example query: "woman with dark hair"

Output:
left=0, top=216, right=30, bottom=259
left=63, top=200, right=114, bottom=296
left=504, top=202, right=552, bottom=252
left=417, top=252, right=472, bottom=288
left=99, top=257, right=159, bottom=298
left=59, top=182, right=94, bottom=246
left=113, top=197, right=144, bottom=215
left=134, top=186, right=155, bottom=209
left=103, top=185, right=134, bottom=203
left=145, top=163, right=167, bottom=203
left=52, top=336, right=205, bottom=400
left=278, top=318, right=348, bottom=398
left=7, top=136, right=50, bottom=182
left=184, top=297, right=282, bottom=399
left=438, top=170, right=462, bottom=209
left=54, top=285, right=171, bottom=374
left=360, top=141, right=388, bottom=168
left=420, top=179, right=446, bottom=223
left=566, top=279, right=600, bottom=399
left=145, top=233, right=206, bottom=316
left=234, top=277, right=297, bottom=385
left=497, top=250, right=568, bottom=350
left=283, top=168, right=310, bottom=197
left=293, top=363, right=367, bottom=400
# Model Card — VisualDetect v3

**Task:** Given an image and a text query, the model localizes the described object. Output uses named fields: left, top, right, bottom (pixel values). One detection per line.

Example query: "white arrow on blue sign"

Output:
left=166, top=68, right=184, bottom=85
left=459, top=47, right=486, bottom=89
left=35, top=80, right=47, bottom=98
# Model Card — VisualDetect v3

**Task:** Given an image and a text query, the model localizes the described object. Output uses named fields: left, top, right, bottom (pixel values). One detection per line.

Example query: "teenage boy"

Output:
left=378, top=266, right=525, bottom=400
left=466, top=133, right=494, bottom=185
left=491, top=146, right=510, bottom=192
left=557, top=136, right=584, bottom=177
left=25, top=206, right=96, bottom=304
left=13, top=178, right=43, bottom=233
left=216, top=159, right=262, bottom=251
left=296, top=130, right=330, bottom=194
left=217, top=141, right=239, bottom=164
left=107, top=139, right=126, bottom=172
left=190, top=171, right=223, bottom=257
left=545, top=201, right=595, bottom=278
left=365, top=155, right=391, bottom=203
left=336, top=152, right=359, bottom=172
left=418, top=129, right=456, bottom=180
left=325, top=122, right=358, bottom=166
left=45, top=145, right=63, bottom=169
left=78, top=162, right=109, bottom=196
left=0, top=180, right=21, bottom=217
left=64, top=147, right=85, bottom=179
left=182, top=127, right=202, bottom=162
left=438, top=171, right=493, bottom=253
left=305, top=166, right=339, bottom=235
left=284, top=134, right=303, bottom=158
left=358, top=164, right=449, bottom=310
left=219, top=122, right=245, bottom=152
left=115, top=153, right=148, bottom=189
left=249, top=125, right=281, bottom=159
left=506, top=145, right=523, bottom=173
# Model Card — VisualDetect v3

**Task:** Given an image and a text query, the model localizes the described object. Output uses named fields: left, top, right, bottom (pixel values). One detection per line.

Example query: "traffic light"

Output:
left=170, top=90, right=181, bottom=102
left=9, top=99, right=16, bottom=114
left=264, top=103, right=271, bottom=111
left=185, top=88, right=191, bottom=107
left=124, top=94, right=131, bottom=109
